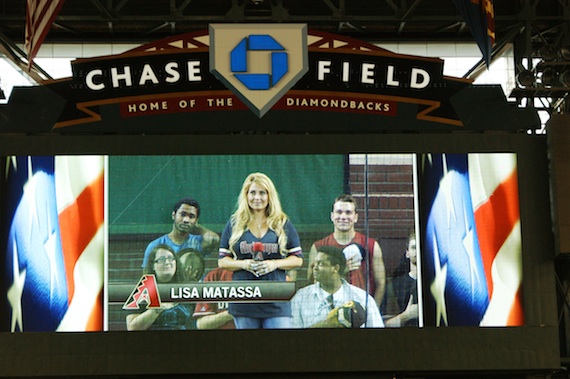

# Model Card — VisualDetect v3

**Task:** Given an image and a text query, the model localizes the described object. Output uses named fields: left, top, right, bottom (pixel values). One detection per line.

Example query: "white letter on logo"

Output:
left=111, top=66, right=132, bottom=88
left=86, top=69, right=105, bottom=91
left=342, top=62, right=350, bottom=82
left=165, top=62, right=180, bottom=83
left=139, top=64, right=159, bottom=85
left=410, top=68, right=430, bottom=89
left=386, top=65, right=399, bottom=87
left=187, top=61, right=202, bottom=81
left=361, top=63, right=375, bottom=84
left=317, top=61, right=331, bottom=81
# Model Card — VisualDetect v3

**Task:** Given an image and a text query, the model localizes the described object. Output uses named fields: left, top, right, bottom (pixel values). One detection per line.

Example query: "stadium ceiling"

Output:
left=0, top=1, right=567, bottom=45
left=0, top=0, right=569, bottom=83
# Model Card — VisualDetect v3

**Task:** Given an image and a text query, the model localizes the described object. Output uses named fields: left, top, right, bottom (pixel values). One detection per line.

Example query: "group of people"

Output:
left=125, top=172, right=419, bottom=331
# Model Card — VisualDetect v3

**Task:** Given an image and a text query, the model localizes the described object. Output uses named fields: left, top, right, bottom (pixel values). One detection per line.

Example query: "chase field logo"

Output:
left=209, top=24, right=308, bottom=118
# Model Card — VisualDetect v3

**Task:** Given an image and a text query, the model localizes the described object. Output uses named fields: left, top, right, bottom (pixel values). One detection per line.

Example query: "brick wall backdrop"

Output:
left=349, top=155, right=416, bottom=277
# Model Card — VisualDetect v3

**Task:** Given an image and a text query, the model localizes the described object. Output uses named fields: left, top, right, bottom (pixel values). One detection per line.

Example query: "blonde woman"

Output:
left=218, top=172, right=303, bottom=329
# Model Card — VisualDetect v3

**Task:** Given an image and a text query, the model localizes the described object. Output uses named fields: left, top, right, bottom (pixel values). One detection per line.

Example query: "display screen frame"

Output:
left=106, top=153, right=419, bottom=331
left=0, top=132, right=559, bottom=377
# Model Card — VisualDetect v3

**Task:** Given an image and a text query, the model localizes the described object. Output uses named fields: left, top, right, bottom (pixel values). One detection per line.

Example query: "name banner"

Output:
left=109, top=278, right=296, bottom=306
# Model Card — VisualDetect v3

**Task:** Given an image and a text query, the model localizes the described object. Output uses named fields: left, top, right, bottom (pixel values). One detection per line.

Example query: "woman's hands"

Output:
left=254, top=260, right=277, bottom=276
left=243, top=259, right=277, bottom=277
left=242, top=259, right=257, bottom=275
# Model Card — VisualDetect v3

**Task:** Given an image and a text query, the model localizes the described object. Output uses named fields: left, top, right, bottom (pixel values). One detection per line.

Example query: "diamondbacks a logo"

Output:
left=209, top=24, right=308, bottom=118
left=122, top=274, right=162, bottom=309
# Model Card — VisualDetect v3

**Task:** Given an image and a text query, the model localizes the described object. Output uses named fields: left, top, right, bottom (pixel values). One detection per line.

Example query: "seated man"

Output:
left=384, top=232, right=419, bottom=327
left=292, top=246, right=384, bottom=328
left=141, top=197, right=220, bottom=268
left=178, top=249, right=206, bottom=282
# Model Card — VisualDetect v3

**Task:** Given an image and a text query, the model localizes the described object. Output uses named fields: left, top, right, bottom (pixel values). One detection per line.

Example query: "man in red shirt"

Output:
left=307, top=194, right=386, bottom=307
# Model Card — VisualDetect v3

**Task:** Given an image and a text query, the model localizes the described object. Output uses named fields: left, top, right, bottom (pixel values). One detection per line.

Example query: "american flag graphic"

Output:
left=452, top=0, right=495, bottom=67
left=3, top=156, right=105, bottom=332
left=420, top=153, right=523, bottom=327
left=25, top=0, right=65, bottom=68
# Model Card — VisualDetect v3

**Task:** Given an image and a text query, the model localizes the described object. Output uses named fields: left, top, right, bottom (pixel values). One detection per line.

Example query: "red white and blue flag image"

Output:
left=452, top=0, right=495, bottom=67
left=420, top=153, right=523, bottom=327
left=2, top=156, right=105, bottom=332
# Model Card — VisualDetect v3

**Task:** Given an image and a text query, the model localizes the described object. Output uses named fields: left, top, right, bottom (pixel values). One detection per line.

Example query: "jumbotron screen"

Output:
left=0, top=152, right=523, bottom=332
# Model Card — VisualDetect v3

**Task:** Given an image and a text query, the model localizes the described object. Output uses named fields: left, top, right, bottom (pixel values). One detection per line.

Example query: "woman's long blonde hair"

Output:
left=228, top=172, right=288, bottom=256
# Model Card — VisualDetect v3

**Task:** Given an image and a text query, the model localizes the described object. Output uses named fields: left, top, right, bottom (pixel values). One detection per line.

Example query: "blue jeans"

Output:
left=233, top=316, right=292, bottom=329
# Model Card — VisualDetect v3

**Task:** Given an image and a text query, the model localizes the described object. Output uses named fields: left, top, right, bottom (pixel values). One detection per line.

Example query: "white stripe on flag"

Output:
left=469, top=153, right=517, bottom=210
left=55, top=156, right=103, bottom=213
left=468, top=153, right=523, bottom=326
left=480, top=221, right=523, bottom=326
left=57, top=226, right=104, bottom=331
left=54, top=156, right=105, bottom=331
left=25, top=0, right=65, bottom=67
